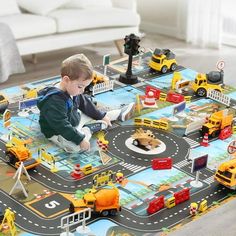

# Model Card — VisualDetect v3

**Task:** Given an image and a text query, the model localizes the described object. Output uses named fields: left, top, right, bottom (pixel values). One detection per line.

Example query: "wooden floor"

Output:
left=2, top=32, right=236, bottom=89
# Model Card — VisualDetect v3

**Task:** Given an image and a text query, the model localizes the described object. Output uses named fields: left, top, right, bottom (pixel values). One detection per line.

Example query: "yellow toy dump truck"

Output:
left=132, top=128, right=161, bottom=150
left=149, top=48, right=177, bottom=73
left=69, top=187, right=121, bottom=216
left=5, top=137, right=40, bottom=170
left=191, top=71, right=224, bottom=97
left=201, top=109, right=233, bottom=139
left=214, top=158, right=236, bottom=189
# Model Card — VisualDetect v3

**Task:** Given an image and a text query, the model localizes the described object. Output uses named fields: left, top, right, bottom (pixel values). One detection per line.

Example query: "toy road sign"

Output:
left=216, top=60, right=225, bottom=70
left=227, top=140, right=236, bottom=154
left=103, top=54, right=110, bottom=66
left=191, top=154, right=208, bottom=173
left=173, top=101, right=186, bottom=116
left=19, top=97, right=38, bottom=110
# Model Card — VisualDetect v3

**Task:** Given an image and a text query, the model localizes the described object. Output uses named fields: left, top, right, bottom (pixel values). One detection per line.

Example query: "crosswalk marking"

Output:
left=183, top=137, right=199, bottom=148
left=204, top=176, right=215, bottom=185
left=120, top=162, right=146, bottom=173
left=174, top=159, right=190, bottom=168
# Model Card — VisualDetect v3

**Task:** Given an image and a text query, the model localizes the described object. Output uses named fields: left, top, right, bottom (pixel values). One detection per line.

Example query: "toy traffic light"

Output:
left=120, top=33, right=141, bottom=84
left=124, top=35, right=132, bottom=54
left=124, top=34, right=140, bottom=56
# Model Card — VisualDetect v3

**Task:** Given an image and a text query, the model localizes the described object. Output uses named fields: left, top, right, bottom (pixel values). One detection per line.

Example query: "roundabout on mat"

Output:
left=105, top=125, right=190, bottom=164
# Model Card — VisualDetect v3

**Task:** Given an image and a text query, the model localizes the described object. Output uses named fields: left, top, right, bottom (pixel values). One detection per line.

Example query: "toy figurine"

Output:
left=190, top=202, right=198, bottom=216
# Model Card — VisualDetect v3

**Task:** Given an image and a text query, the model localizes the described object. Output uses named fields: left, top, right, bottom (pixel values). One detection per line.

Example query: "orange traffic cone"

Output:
left=71, top=164, right=82, bottom=179
left=200, top=133, right=209, bottom=147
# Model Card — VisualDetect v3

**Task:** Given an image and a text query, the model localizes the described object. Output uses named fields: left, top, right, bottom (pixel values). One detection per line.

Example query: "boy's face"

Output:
left=65, top=77, right=92, bottom=96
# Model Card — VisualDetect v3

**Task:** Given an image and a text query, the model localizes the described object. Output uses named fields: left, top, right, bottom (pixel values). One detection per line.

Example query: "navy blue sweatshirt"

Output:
left=37, top=89, right=106, bottom=145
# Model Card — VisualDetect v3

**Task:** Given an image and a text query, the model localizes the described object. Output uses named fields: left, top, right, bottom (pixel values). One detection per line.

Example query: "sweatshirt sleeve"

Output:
left=77, top=94, right=106, bottom=120
left=42, top=96, right=85, bottom=145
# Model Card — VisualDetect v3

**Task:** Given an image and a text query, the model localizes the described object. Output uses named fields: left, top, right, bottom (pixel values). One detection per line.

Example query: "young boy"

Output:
left=37, top=54, right=135, bottom=153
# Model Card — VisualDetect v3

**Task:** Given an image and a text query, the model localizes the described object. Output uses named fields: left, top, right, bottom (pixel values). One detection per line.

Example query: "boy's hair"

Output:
left=61, top=54, right=93, bottom=81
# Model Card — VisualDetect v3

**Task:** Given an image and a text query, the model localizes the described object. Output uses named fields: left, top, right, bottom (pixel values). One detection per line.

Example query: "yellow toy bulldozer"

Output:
left=5, top=137, right=40, bottom=170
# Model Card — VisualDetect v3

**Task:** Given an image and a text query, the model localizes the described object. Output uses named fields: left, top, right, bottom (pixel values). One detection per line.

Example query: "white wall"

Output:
left=137, top=0, right=188, bottom=39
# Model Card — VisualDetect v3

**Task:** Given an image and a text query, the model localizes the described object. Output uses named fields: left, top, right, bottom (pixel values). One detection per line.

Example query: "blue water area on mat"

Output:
left=146, top=68, right=198, bottom=89
left=95, top=85, right=144, bottom=108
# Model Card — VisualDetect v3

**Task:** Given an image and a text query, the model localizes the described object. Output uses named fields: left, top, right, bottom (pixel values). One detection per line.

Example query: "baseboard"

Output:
left=140, top=21, right=185, bottom=40
left=222, top=33, right=236, bottom=47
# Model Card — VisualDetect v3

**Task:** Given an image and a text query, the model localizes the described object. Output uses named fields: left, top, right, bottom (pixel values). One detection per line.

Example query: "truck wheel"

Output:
left=69, top=203, right=75, bottom=214
left=170, top=63, right=177, bottom=71
left=133, top=139, right=140, bottom=147
left=161, top=66, right=168, bottom=74
left=5, top=153, right=10, bottom=163
left=196, top=88, right=207, bottom=97
left=211, top=130, right=220, bottom=138
left=6, top=153, right=17, bottom=165
left=109, top=209, right=117, bottom=216
left=101, top=210, right=109, bottom=217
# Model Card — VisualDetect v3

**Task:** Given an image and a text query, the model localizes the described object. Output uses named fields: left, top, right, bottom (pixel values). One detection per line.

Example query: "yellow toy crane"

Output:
left=214, top=158, right=236, bottom=189
left=0, top=209, right=16, bottom=236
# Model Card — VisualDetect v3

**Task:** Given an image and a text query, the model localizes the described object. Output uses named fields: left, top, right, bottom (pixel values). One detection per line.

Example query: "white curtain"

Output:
left=186, top=0, right=222, bottom=48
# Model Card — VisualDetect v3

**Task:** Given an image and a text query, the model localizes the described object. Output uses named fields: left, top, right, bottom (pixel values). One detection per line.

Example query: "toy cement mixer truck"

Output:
left=69, top=187, right=121, bottom=217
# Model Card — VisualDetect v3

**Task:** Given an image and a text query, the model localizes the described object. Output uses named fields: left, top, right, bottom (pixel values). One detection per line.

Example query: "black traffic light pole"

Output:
left=119, top=34, right=140, bottom=85
left=126, top=52, right=133, bottom=77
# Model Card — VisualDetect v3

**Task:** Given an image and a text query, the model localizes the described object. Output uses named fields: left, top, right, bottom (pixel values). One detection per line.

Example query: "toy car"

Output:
left=149, top=48, right=177, bottom=73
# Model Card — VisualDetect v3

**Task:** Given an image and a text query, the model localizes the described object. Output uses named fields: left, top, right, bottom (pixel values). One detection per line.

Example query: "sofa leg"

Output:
left=114, top=40, right=124, bottom=57
left=32, top=54, right=37, bottom=64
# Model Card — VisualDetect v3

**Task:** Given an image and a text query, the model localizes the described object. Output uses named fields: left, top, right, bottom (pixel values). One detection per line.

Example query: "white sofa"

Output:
left=0, top=0, right=140, bottom=56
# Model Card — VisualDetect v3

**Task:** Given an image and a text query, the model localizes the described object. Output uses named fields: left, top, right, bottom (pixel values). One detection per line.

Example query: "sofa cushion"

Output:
left=17, top=0, right=70, bottom=15
left=0, top=0, right=20, bottom=16
left=48, top=8, right=140, bottom=33
left=0, top=14, right=57, bottom=39
left=64, top=0, right=112, bottom=9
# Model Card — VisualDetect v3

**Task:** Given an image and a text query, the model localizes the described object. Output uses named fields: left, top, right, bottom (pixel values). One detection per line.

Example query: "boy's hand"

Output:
left=80, top=139, right=90, bottom=151
left=102, top=115, right=112, bottom=127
